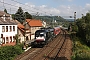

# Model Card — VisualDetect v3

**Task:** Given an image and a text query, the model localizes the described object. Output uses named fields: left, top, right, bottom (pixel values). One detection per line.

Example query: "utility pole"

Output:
left=23, top=12, right=27, bottom=50
left=24, top=13, right=26, bottom=42
left=82, top=14, right=84, bottom=18
left=53, top=18, right=54, bottom=28
left=74, top=12, right=76, bottom=22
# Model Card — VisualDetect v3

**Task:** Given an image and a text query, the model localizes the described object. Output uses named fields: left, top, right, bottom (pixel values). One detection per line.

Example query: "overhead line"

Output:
left=0, top=0, right=56, bottom=16
left=10, top=0, right=52, bottom=15
left=0, top=0, right=37, bottom=13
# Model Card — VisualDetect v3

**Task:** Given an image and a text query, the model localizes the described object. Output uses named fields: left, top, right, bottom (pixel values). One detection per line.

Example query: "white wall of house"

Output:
left=20, top=37, right=24, bottom=43
left=31, top=35, right=35, bottom=40
left=0, top=25, right=17, bottom=44
left=30, top=27, right=42, bottom=40
left=31, top=27, right=42, bottom=34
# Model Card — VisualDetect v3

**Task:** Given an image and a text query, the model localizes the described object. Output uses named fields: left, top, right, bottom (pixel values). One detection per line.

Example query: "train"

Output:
left=31, top=26, right=61, bottom=47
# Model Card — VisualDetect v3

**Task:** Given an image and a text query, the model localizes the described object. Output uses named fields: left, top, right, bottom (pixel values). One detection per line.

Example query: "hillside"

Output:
left=32, top=15, right=67, bottom=22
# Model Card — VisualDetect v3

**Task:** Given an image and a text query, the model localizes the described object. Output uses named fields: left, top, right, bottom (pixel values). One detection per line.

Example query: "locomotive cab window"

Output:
left=40, top=32, right=44, bottom=37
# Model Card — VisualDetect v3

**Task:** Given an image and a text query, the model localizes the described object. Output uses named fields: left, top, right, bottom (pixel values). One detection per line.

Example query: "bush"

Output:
left=72, top=37, right=90, bottom=60
left=0, top=44, right=24, bottom=60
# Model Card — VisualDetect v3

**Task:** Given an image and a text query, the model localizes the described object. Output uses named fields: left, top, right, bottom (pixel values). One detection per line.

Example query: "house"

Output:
left=42, top=20, right=47, bottom=27
left=15, top=20, right=31, bottom=43
left=0, top=11, right=17, bottom=46
left=25, top=19, right=43, bottom=40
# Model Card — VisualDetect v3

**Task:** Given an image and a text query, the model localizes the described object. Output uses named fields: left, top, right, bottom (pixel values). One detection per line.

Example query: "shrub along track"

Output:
left=14, top=48, right=42, bottom=60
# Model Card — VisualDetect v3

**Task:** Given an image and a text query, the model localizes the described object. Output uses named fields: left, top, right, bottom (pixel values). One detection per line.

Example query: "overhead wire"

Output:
left=10, top=0, right=52, bottom=16
left=0, top=0, right=40, bottom=14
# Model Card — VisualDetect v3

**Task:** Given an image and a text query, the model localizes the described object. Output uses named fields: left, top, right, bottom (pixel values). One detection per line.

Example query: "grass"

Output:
left=71, top=37, right=90, bottom=60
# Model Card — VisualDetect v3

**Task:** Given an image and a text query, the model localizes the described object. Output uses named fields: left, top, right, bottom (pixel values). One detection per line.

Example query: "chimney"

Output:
left=3, top=14, right=5, bottom=21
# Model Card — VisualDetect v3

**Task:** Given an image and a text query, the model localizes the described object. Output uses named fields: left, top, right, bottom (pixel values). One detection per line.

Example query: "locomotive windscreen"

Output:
left=35, top=30, right=46, bottom=37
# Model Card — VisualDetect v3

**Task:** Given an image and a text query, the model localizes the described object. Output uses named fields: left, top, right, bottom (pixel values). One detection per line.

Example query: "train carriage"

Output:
left=54, top=27, right=61, bottom=36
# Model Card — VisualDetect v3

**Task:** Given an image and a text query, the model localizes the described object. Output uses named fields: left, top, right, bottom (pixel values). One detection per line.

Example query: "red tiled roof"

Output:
left=26, top=19, right=42, bottom=27
left=18, top=24, right=24, bottom=28
left=18, top=23, right=30, bottom=34
left=18, top=23, right=25, bottom=33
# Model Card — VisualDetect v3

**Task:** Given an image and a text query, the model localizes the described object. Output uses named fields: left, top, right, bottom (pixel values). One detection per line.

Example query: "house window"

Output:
left=6, top=26, right=8, bottom=32
left=2, top=26, right=5, bottom=32
left=10, top=26, right=12, bottom=32
left=10, top=36, right=12, bottom=42
left=6, top=37, right=8, bottom=43
left=3, top=37, right=5, bottom=44
left=13, top=26, right=15, bottom=31
left=1, top=34, right=3, bottom=38
left=13, top=36, right=15, bottom=42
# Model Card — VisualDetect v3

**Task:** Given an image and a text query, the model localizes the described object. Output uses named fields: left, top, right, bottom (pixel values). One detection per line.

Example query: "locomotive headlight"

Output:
left=44, top=39, right=45, bottom=41
left=36, top=37, right=38, bottom=38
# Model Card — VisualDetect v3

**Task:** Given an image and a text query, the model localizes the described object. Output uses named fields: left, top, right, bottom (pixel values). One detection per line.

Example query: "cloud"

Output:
left=40, top=5, right=47, bottom=8
left=86, top=3, right=90, bottom=9
left=68, top=0, right=73, bottom=2
left=0, top=0, right=89, bottom=19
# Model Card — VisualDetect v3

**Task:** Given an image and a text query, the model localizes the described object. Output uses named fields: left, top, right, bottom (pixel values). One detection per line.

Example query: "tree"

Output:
left=75, top=12, right=90, bottom=45
left=12, top=14, right=15, bottom=20
left=24, top=12, right=32, bottom=19
left=15, top=34, right=20, bottom=45
left=15, top=7, right=25, bottom=24
left=4, top=9, right=7, bottom=13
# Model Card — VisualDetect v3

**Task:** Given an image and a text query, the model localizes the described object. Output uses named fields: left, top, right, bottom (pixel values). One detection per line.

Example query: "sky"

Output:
left=0, top=0, right=90, bottom=18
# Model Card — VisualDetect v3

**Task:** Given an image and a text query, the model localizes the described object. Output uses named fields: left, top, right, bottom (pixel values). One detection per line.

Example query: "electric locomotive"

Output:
left=31, top=28, right=54, bottom=46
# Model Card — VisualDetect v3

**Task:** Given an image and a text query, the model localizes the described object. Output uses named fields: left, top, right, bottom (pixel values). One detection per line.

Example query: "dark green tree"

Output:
left=84, top=12, right=90, bottom=43
left=4, top=9, right=7, bottom=13
left=15, top=7, right=25, bottom=24
left=12, top=14, right=15, bottom=20
left=75, top=12, right=90, bottom=44
left=76, top=18, right=86, bottom=38
left=24, top=12, right=32, bottom=19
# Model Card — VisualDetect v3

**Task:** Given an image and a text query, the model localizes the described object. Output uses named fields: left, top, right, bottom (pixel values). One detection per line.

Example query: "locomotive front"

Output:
left=34, top=30, right=46, bottom=45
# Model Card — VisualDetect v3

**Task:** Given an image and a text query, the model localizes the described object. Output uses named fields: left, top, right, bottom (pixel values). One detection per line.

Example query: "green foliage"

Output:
left=0, top=44, right=24, bottom=60
left=4, top=9, right=7, bottom=13
left=74, top=12, right=90, bottom=43
left=12, top=14, right=15, bottom=20
left=24, top=12, right=32, bottom=19
left=72, top=50, right=90, bottom=60
left=32, top=15, right=68, bottom=27
left=15, top=7, right=25, bottom=24
left=85, top=13, right=90, bottom=23
left=71, top=11, right=90, bottom=60
left=71, top=37, right=90, bottom=60
left=15, top=34, right=20, bottom=45
left=71, top=23, right=78, bottom=32
left=32, top=16, right=66, bottom=22
left=85, top=24, right=90, bottom=42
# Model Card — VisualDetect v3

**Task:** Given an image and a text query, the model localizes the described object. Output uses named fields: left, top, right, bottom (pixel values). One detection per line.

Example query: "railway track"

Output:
left=55, top=32, right=72, bottom=60
left=14, top=30, right=72, bottom=60
left=25, top=30, right=66, bottom=60
left=26, top=32, right=63, bottom=60
left=14, top=30, right=63, bottom=60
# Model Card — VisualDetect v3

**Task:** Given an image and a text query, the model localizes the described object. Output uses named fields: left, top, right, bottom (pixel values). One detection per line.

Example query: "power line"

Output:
left=10, top=0, right=52, bottom=15
left=11, top=0, right=51, bottom=13
left=1, top=0, right=71, bottom=18
left=0, top=0, right=38, bottom=14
